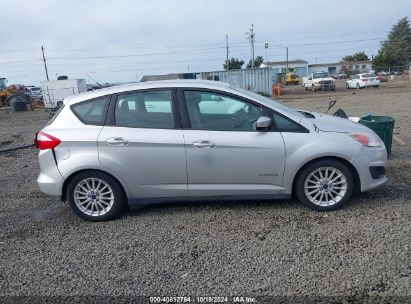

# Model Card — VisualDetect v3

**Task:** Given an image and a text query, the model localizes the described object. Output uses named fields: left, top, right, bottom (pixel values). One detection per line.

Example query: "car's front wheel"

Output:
left=295, top=160, right=354, bottom=211
left=67, top=171, right=125, bottom=221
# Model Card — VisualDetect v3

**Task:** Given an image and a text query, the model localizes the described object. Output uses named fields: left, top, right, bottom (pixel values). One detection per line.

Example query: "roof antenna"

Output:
left=86, top=74, right=102, bottom=88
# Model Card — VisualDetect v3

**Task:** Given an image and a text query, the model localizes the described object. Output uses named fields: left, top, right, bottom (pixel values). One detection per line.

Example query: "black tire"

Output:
left=67, top=170, right=126, bottom=221
left=295, top=159, right=354, bottom=211
left=356, top=83, right=360, bottom=89
left=304, top=85, right=308, bottom=91
left=346, top=83, right=350, bottom=89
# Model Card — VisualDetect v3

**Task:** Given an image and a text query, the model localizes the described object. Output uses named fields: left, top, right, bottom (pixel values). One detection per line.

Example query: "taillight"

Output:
left=376, top=76, right=381, bottom=80
left=34, top=131, right=61, bottom=150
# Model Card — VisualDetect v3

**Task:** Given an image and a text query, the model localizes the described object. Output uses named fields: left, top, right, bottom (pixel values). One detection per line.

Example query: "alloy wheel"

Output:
left=304, top=167, right=347, bottom=207
left=74, top=178, right=115, bottom=216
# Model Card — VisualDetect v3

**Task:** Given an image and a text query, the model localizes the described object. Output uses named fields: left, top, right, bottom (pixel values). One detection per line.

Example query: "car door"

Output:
left=178, top=88, right=286, bottom=198
left=98, top=88, right=187, bottom=199
left=347, top=76, right=353, bottom=88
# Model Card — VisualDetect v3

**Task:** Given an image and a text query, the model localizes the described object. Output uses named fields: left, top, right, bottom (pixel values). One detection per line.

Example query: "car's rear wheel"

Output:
left=295, top=160, right=354, bottom=211
left=67, top=171, right=125, bottom=221
left=356, top=83, right=360, bottom=89
left=346, top=83, right=350, bottom=89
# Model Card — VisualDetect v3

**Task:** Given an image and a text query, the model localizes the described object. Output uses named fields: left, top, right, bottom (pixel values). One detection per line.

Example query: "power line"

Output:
left=0, top=37, right=384, bottom=66
left=46, top=47, right=225, bottom=60
left=0, top=29, right=389, bottom=53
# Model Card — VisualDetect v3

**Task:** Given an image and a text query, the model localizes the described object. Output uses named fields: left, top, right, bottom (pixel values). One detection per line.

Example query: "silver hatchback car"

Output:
left=36, top=80, right=387, bottom=221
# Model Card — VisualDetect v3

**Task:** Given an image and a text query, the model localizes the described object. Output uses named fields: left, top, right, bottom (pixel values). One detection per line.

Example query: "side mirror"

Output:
left=256, top=116, right=272, bottom=130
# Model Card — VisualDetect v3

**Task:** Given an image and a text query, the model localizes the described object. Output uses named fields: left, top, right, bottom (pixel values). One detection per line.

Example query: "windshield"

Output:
left=313, top=72, right=331, bottom=79
left=232, top=87, right=304, bottom=118
left=30, top=87, right=41, bottom=91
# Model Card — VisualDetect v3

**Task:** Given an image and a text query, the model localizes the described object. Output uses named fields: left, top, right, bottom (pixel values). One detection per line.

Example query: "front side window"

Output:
left=71, top=96, right=109, bottom=125
left=272, top=111, right=300, bottom=131
left=115, top=90, right=174, bottom=129
left=184, top=90, right=263, bottom=131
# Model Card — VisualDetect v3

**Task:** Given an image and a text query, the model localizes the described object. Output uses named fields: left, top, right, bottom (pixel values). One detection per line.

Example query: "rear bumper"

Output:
left=37, top=171, right=64, bottom=196
left=37, top=149, right=64, bottom=196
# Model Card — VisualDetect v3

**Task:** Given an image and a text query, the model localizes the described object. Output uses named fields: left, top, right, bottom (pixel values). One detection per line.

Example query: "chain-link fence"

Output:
left=372, top=65, right=410, bottom=81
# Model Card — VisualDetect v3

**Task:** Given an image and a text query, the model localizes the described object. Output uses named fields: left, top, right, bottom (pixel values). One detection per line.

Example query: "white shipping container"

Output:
left=199, top=68, right=275, bottom=95
left=41, top=79, right=87, bottom=108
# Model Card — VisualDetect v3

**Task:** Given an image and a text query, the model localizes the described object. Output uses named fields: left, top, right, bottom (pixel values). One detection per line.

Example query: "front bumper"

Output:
left=351, top=145, right=388, bottom=192
left=313, top=83, right=335, bottom=90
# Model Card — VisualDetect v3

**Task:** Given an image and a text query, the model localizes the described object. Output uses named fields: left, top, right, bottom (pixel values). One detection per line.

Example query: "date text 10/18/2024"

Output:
left=149, top=296, right=256, bottom=303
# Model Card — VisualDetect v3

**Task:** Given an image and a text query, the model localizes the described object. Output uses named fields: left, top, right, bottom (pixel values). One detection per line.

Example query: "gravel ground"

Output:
left=0, top=81, right=410, bottom=302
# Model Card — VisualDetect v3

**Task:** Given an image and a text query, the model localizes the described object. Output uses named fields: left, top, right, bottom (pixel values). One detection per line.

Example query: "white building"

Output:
left=308, top=61, right=373, bottom=74
left=263, top=59, right=373, bottom=79
left=264, top=59, right=309, bottom=79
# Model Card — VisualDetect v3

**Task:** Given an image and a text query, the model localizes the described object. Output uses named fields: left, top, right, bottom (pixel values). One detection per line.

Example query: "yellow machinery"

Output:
left=285, top=68, right=300, bottom=85
left=0, top=78, right=38, bottom=109
left=0, top=78, right=11, bottom=107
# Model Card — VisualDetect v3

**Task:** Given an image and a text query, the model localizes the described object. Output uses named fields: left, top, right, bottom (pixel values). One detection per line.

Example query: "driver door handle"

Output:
left=192, top=140, right=216, bottom=149
left=106, top=137, right=129, bottom=146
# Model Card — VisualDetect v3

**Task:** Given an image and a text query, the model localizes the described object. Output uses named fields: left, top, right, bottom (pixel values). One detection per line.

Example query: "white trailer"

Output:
left=41, top=79, right=87, bottom=109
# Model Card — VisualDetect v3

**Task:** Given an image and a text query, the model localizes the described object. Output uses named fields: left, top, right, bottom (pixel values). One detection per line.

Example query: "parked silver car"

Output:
left=35, top=80, right=387, bottom=221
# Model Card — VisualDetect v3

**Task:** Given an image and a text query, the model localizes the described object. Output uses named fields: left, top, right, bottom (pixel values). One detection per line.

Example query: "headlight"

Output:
left=349, top=133, right=382, bottom=147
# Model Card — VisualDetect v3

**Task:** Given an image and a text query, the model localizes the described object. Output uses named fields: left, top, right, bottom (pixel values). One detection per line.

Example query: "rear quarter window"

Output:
left=71, top=96, right=109, bottom=125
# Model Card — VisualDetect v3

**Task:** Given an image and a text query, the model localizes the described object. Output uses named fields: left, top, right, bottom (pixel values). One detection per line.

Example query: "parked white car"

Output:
left=346, top=74, right=380, bottom=89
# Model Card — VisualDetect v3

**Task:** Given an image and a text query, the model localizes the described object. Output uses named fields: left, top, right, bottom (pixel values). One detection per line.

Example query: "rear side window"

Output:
left=71, top=96, right=109, bottom=125
left=115, top=90, right=174, bottom=129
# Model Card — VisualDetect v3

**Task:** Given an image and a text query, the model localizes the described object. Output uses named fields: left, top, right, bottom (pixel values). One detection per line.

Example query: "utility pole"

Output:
left=265, top=42, right=269, bottom=65
left=226, top=34, right=229, bottom=71
left=246, top=24, right=255, bottom=68
left=41, top=45, right=49, bottom=81
left=286, top=47, right=289, bottom=73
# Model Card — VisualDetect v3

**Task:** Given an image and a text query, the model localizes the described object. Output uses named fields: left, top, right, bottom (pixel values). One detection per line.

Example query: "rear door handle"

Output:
left=106, top=137, right=129, bottom=146
left=192, top=140, right=215, bottom=149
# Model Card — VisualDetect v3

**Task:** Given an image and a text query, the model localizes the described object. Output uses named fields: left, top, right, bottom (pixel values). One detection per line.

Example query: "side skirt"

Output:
left=127, top=194, right=292, bottom=208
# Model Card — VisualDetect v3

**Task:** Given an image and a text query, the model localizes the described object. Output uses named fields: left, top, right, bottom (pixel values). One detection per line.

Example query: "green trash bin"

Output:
left=359, top=115, right=395, bottom=157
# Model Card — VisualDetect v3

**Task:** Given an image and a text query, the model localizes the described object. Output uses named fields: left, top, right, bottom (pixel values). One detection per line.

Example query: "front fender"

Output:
left=281, top=131, right=362, bottom=193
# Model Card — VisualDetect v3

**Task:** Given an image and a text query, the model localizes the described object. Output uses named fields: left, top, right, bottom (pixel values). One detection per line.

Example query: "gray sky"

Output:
left=1, top=0, right=409, bottom=85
